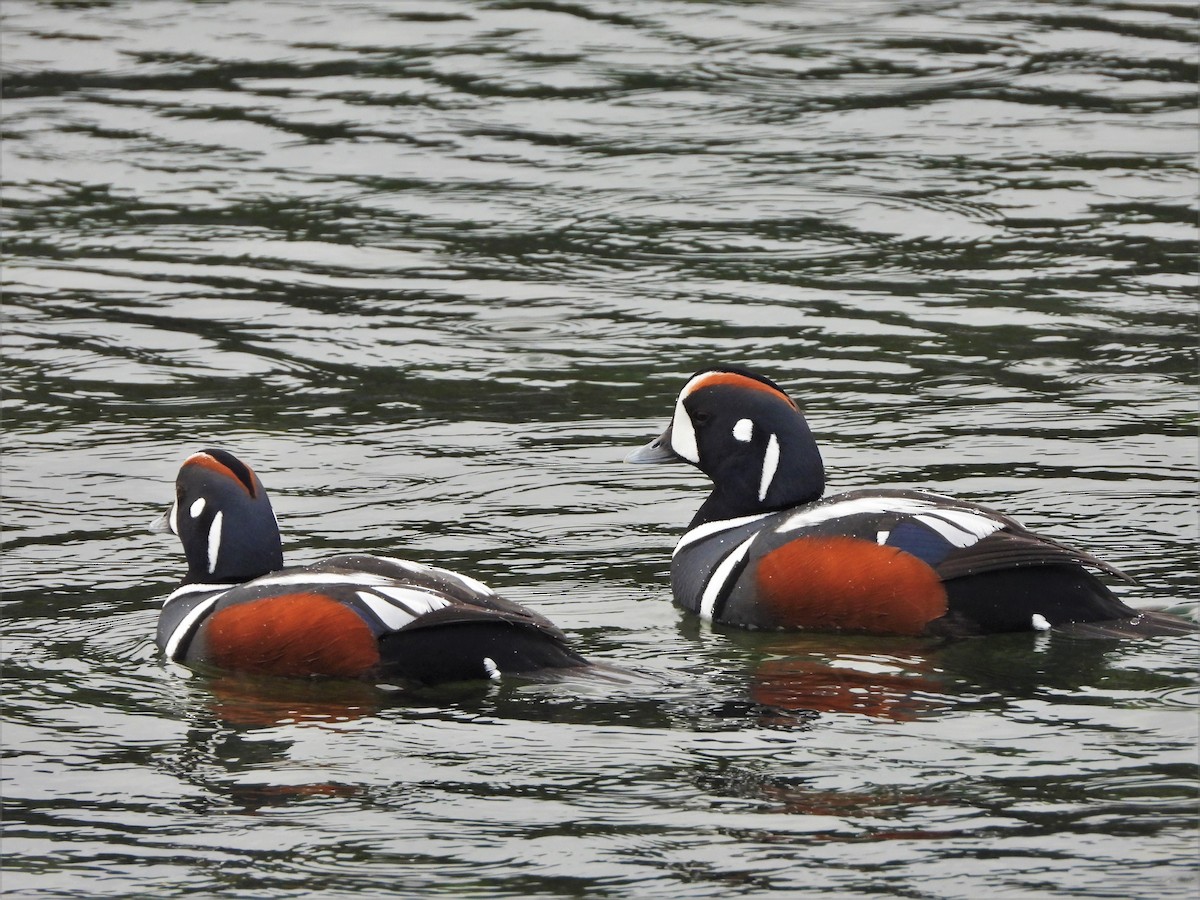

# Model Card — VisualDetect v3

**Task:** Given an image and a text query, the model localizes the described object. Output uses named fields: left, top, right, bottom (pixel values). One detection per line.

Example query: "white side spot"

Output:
left=355, top=591, right=417, bottom=631
left=699, top=534, right=758, bottom=621
left=733, top=418, right=753, bottom=442
left=758, top=433, right=779, bottom=502
left=189, top=497, right=206, bottom=519
left=1031, top=613, right=1052, bottom=631
left=876, top=529, right=890, bottom=545
left=207, top=511, right=223, bottom=574
left=483, top=657, right=501, bottom=681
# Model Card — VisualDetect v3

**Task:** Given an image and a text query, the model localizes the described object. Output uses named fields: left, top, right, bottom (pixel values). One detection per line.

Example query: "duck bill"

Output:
left=625, top=425, right=679, bottom=464
left=149, top=504, right=175, bottom=535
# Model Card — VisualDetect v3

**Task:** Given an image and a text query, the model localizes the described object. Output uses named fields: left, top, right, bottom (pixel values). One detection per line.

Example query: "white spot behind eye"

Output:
left=733, top=418, right=753, bottom=442
left=207, top=511, right=223, bottom=574
left=758, top=434, right=779, bottom=502
left=189, top=497, right=206, bottom=518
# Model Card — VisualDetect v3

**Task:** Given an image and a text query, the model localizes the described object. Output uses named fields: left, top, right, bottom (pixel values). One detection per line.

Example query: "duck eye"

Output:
left=693, top=412, right=712, bottom=427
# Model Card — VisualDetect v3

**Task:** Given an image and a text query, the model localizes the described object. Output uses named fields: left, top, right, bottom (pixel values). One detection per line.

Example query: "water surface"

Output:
left=3, top=1, right=1197, bottom=897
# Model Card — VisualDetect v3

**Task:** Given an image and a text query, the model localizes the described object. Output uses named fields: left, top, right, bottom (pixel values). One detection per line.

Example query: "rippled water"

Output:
left=3, top=0, right=1197, bottom=897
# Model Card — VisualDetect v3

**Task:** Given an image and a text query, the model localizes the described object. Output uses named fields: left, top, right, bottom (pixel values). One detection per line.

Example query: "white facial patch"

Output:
left=189, top=497, right=206, bottom=519
left=670, top=396, right=700, bottom=464
left=669, top=372, right=721, bottom=464
left=169, top=499, right=180, bottom=535
left=207, top=510, right=223, bottom=574
left=758, top=433, right=779, bottom=502
left=733, top=418, right=753, bottom=442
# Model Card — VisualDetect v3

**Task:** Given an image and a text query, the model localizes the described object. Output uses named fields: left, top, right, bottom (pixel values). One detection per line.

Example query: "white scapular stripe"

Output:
left=164, top=594, right=224, bottom=660
left=355, top=591, right=417, bottom=630
left=189, top=497, right=206, bottom=519
left=371, top=556, right=495, bottom=596
left=778, top=496, right=1003, bottom=547
left=674, top=512, right=774, bottom=558
left=733, top=418, right=753, bottom=442
left=251, top=571, right=401, bottom=589
left=431, top=566, right=495, bottom=598
left=758, top=433, right=779, bottom=502
left=372, top=585, right=453, bottom=616
left=699, top=534, right=758, bottom=621
left=373, top=555, right=429, bottom=574
left=207, top=511, right=223, bottom=573
left=913, top=510, right=1003, bottom=547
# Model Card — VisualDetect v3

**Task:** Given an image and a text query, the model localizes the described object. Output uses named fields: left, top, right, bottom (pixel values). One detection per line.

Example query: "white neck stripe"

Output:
left=758, top=433, right=779, bottom=502
left=674, top=512, right=773, bottom=557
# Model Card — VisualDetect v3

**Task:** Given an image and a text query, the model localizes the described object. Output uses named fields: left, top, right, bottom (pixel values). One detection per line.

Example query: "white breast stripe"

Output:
left=675, top=512, right=774, bottom=557
left=164, top=594, right=223, bottom=660
left=699, top=534, right=758, bottom=621
left=758, top=433, right=779, bottom=502
left=355, top=591, right=417, bottom=631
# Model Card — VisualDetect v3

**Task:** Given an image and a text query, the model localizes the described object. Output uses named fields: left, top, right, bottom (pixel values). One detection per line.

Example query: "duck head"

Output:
left=152, top=448, right=283, bottom=584
left=628, top=367, right=826, bottom=526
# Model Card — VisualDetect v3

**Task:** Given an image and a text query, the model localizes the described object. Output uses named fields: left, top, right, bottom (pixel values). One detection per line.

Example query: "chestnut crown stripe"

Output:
left=682, top=371, right=798, bottom=410
left=184, top=450, right=258, bottom=497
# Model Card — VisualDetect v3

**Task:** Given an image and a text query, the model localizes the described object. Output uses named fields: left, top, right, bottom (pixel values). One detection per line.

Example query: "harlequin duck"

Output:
left=628, top=367, right=1196, bottom=637
left=153, top=449, right=588, bottom=682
